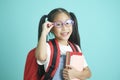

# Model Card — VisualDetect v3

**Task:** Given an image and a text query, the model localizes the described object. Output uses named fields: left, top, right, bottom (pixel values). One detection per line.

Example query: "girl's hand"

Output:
left=42, top=21, right=54, bottom=36
left=63, top=65, right=78, bottom=80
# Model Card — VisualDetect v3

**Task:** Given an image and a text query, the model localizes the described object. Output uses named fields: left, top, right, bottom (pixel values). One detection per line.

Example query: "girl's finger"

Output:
left=65, top=65, right=72, bottom=69
left=47, top=23, right=54, bottom=29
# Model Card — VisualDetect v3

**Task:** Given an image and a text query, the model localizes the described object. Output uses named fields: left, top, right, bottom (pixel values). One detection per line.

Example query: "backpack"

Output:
left=24, top=39, right=79, bottom=80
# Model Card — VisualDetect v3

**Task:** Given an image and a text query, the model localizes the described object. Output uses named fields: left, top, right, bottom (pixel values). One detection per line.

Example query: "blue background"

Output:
left=0, top=0, right=120, bottom=80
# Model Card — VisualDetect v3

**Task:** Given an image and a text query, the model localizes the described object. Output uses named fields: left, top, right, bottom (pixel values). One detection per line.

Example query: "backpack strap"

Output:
left=68, top=41, right=79, bottom=52
left=44, top=39, right=58, bottom=80
left=41, top=39, right=60, bottom=80
left=38, top=65, right=45, bottom=79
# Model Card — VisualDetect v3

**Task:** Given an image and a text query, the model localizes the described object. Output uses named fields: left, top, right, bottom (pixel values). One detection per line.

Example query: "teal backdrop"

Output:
left=0, top=0, right=120, bottom=80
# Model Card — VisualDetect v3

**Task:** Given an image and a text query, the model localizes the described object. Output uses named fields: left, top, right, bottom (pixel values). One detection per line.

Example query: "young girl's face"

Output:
left=52, top=12, right=73, bottom=42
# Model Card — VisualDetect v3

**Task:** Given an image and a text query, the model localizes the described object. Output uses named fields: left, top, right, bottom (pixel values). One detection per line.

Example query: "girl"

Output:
left=35, top=8, right=91, bottom=80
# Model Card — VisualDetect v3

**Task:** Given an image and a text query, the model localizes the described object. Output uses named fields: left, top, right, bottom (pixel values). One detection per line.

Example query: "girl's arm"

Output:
left=63, top=66, right=91, bottom=80
left=73, top=66, right=91, bottom=80
left=35, top=22, right=53, bottom=62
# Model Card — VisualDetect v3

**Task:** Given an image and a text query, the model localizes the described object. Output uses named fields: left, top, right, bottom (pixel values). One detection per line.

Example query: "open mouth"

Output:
left=61, top=32, right=69, bottom=37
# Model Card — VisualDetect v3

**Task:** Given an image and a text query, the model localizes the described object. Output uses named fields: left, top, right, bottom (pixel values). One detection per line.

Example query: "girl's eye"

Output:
left=56, top=23, right=61, bottom=26
left=65, top=20, right=72, bottom=25
left=54, top=22, right=62, bottom=27
left=65, top=22, right=70, bottom=25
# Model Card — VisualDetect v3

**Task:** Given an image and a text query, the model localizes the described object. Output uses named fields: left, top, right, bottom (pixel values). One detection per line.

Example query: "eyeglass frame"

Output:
left=53, top=19, right=74, bottom=28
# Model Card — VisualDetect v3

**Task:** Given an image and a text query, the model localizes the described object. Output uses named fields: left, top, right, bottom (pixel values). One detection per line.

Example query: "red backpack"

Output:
left=24, top=39, right=78, bottom=80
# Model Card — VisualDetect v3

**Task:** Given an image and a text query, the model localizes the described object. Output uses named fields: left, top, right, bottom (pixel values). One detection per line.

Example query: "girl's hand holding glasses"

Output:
left=42, top=21, right=54, bottom=36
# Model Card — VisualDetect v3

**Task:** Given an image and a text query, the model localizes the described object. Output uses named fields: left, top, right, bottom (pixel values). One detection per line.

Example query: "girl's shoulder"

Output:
left=68, top=41, right=82, bottom=52
left=75, top=44, right=82, bottom=52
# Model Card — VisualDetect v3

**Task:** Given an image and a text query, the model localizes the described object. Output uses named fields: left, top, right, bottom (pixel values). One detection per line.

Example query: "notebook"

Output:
left=65, top=52, right=84, bottom=80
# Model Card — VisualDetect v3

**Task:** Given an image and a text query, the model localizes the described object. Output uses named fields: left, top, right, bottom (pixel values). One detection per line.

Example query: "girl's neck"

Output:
left=55, top=38, right=68, bottom=46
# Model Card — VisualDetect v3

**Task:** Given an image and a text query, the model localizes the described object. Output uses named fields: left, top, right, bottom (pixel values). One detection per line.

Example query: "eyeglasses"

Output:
left=53, top=19, right=74, bottom=28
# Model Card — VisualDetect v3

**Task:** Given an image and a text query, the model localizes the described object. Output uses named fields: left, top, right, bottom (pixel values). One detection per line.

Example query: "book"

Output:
left=65, top=52, right=84, bottom=80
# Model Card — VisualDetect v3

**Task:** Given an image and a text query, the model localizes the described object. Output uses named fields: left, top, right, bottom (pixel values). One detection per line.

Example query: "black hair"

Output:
left=38, top=8, right=81, bottom=48
left=69, top=12, right=81, bottom=48
left=38, top=15, right=47, bottom=41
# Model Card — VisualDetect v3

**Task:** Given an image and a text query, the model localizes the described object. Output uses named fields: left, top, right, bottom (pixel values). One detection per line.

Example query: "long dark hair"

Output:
left=38, top=8, right=81, bottom=48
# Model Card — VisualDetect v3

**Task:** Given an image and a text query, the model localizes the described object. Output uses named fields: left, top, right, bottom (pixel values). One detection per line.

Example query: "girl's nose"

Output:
left=61, top=24, right=67, bottom=30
